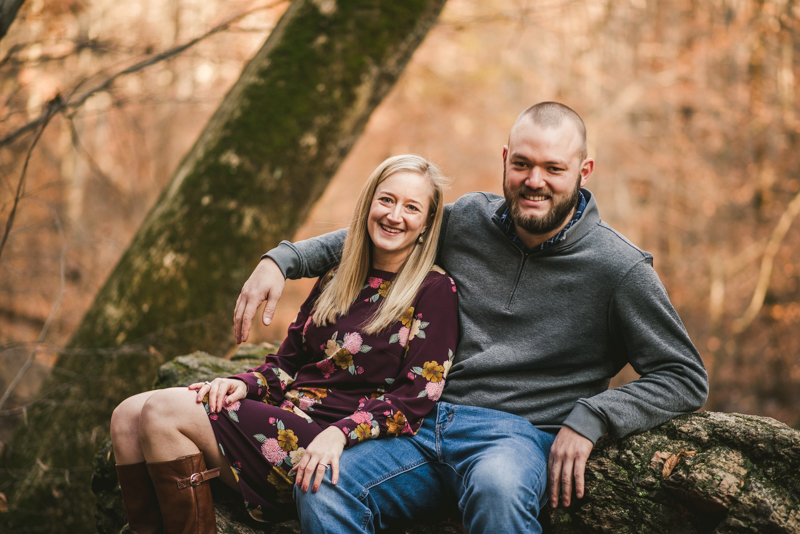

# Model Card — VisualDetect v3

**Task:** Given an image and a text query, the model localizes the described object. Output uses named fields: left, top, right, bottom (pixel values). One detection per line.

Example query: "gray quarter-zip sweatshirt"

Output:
left=265, top=189, right=708, bottom=443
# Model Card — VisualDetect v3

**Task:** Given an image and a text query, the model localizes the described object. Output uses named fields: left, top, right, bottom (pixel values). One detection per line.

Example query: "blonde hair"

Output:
left=313, top=155, right=449, bottom=335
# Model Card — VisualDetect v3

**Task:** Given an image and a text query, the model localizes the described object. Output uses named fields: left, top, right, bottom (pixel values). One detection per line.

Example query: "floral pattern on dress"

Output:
left=206, top=267, right=458, bottom=520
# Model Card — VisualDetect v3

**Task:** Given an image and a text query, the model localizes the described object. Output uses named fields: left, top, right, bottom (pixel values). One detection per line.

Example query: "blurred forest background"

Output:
left=1, top=0, right=800, bottom=467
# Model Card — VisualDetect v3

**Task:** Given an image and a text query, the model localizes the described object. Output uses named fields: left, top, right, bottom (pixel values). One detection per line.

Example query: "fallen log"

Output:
left=92, top=347, right=800, bottom=533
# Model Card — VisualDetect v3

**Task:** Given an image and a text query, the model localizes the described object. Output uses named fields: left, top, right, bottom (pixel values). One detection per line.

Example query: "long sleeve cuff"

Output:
left=262, top=241, right=302, bottom=280
left=329, top=420, right=360, bottom=449
left=562, top=402, right=608, bottom=444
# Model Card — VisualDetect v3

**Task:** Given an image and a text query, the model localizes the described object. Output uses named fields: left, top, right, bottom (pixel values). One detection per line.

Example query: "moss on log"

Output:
left=1, top=1, right=448, bottom=531
left=91, top=350, right=800, bottom=534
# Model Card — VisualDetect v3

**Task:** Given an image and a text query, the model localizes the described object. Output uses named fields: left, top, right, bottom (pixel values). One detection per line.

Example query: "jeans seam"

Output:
left=358, top=506, right=372, bottom=533
left=360, top=457, right=432, bottom=495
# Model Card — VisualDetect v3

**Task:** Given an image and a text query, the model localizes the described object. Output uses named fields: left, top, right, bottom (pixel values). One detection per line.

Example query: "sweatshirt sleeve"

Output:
left=562, top=259, right=709, bottom=442
left=330, top=273, right=459, bottom=448
left=263, top=230, right=347, bottom=280
left=229, top=278, right=324, bottom=405
left=263, top=204, right=454, bottom=280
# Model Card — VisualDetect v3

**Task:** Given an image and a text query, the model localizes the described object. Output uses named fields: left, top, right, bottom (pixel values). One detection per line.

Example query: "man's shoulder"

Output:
left=588, top=220, right=654, bottom=267
left=451, top=191, right=505, bottom=212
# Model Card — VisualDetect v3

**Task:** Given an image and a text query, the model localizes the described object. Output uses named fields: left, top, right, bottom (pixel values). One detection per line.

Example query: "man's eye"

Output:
left=513, top=161, right=527, bottom=168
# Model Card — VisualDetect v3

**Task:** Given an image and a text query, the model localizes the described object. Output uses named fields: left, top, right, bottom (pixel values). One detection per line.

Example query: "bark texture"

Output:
left=1, top=1, right=448, bottom=531
left=92, top=350, right=800, bottom=534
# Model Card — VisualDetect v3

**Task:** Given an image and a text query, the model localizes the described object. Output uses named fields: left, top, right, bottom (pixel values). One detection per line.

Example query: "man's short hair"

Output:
left=515, top=102, right=588, bottom=162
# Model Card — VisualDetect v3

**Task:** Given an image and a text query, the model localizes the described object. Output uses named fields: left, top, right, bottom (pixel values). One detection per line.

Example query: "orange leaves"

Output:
left=651, top=450, right=697, bottom=478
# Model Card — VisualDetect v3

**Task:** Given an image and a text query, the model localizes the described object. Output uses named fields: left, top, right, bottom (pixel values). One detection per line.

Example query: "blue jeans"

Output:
left=295, top=402, right=556, bottom=534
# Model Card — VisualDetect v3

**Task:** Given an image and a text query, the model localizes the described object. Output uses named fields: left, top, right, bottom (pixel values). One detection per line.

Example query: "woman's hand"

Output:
left=292, top=426, right=347, bottom=493
left=188, top=378, right=247, bottom=413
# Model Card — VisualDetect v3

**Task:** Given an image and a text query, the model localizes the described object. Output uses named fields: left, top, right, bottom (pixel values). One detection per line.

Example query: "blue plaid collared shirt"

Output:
left=498, top=191, right=587, bottom=254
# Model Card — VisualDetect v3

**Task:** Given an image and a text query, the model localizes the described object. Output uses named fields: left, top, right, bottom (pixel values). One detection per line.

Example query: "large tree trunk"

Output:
left=0, top=0, right=25, bottom=41
left=92, top=351, right=800, bottom=534
left=0, top=1, right=447, bottom=531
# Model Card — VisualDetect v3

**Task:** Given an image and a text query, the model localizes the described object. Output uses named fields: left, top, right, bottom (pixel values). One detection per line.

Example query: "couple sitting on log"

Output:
left=110, top=101, right=709, bottom=534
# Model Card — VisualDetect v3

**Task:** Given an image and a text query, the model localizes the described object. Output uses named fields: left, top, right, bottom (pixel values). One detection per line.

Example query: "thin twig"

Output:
left=0, top=1, right=286, bottom=149
left=732, top=189, right=800, bottom=333
left=0, top=96, right=58, bottom=264
left=64, top=113, right=116, bottom=186
left=0, top=204, right=67, bottom=410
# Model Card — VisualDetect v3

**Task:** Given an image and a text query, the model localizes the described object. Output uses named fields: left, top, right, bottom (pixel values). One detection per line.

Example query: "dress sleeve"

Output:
left=330, top=272, right=459, bottom=448
left=229, top=276, right=325, bottom=405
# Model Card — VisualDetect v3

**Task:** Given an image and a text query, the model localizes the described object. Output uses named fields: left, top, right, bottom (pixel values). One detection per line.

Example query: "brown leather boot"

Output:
left=146, top=453, right=220, bottom=534
left=116, top=461, right=163, bottom=534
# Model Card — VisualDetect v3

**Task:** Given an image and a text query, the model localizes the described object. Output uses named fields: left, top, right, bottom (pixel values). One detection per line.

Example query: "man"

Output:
left=233, top=102, right=708, bottom=533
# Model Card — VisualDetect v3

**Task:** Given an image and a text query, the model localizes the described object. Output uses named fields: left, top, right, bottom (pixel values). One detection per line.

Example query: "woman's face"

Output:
left=367, top=171, right=432, bottom=272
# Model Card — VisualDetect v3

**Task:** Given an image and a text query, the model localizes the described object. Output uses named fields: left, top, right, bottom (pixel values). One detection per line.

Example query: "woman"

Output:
left=110, top=154, right=458, bottom=533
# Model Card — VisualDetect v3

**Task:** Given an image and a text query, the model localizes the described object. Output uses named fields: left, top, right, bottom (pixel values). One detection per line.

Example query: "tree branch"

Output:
left=0, top=203, right=66, bottom=410
left=732, top=189, right=800, bottom=333
left=0, top=95, right=57, bottom=264
left=0, top=1, right=287, bottom=149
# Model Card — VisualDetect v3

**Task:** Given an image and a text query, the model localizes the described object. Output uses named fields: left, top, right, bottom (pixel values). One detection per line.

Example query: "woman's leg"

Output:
left=138, top=387, right=238, bottom=489
left=110, top=390, right=158, bottom=464
left=110, top=390, right=161, bottom=534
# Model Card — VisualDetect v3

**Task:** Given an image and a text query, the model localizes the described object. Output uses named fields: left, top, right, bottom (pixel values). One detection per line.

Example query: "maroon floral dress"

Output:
left=205, top=267, right=458, bottom=521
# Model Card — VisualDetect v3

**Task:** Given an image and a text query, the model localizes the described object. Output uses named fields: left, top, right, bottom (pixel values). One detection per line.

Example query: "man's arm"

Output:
left=548, top=258, right=708, bottom=507
left=233, top=230, right=347, bottom=343
left=234, top=203, right=455, bottom=343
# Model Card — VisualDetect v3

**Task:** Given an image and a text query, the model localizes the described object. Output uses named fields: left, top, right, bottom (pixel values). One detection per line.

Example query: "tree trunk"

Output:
left=1, top=1, right=447, bottom=531
left=0, top=0, right=25, bottom=41
left=92, top=351, right=800, bottom=534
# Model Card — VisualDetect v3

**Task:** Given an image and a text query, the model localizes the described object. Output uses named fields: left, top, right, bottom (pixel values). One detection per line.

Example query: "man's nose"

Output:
left=524, top=167, right=546, bottom=188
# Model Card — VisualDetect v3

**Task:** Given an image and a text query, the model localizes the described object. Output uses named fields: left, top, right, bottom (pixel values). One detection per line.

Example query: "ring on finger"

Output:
left=204, top=381, right=211, bottom=385
left=319, top=463, right=330, bottom=469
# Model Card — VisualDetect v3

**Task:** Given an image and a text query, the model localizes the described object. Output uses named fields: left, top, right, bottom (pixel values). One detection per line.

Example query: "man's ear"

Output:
left=579, top=158, right=595, bottom=187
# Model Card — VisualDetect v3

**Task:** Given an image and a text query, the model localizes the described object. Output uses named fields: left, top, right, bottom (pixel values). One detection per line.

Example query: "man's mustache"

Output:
left=516, top=186, right=552, bottom=199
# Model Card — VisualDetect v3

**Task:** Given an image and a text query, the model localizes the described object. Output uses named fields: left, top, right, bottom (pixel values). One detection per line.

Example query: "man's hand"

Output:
left=547, top=426, right=594, bottom=508
left=234, top=258, right=285, bottom=343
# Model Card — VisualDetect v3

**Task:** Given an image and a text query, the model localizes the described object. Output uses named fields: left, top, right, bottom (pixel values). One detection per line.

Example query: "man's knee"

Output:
left=464, top=452, right=547, bottom=506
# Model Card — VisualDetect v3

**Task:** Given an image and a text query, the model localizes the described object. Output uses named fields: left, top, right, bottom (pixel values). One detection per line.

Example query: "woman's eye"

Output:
left=407, top=205, right=420, bottom=212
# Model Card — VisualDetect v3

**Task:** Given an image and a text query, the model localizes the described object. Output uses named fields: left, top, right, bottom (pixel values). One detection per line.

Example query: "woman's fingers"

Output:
left=311, top=462, right=328, bottom=493
left=331, top=455, right=340, bottom=486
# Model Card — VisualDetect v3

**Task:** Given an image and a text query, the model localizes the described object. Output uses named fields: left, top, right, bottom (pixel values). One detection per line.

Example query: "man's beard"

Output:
left=503, top=171, right=582, bottom=237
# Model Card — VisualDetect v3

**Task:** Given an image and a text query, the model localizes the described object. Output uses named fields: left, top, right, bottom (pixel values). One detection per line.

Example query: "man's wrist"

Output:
left=262, top=241, right=299, bottom=279
left=562, top=403, right=608, bottom=444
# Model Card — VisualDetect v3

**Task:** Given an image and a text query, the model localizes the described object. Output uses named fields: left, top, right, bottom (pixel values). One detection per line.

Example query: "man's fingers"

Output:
left=548, top=455, right=561, bottom=508
left=560, top=458, right=574, bottom=507
left=262, top=291, right=281, bottom=327
left=233, top=294, right=245, bottom=343
left=240, top=298, right=261, bottom=343
left=574, top=457, right=586, bottom=499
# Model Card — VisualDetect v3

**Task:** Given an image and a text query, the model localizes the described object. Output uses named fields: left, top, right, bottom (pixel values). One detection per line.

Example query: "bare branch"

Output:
left=0, top=1, right=287, bottom=148
left=0, top=203, right=66, bottom=410
left=0, top=95, right=58, bottom=263
left=732, top=189, right=800, bottom=333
